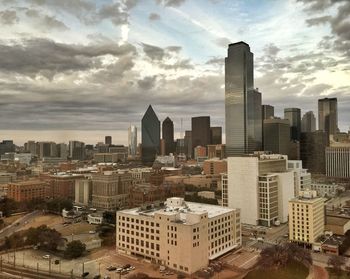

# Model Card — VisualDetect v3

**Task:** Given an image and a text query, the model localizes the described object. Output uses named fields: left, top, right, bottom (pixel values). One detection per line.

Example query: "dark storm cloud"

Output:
left=149, top=12, right=161, bottom=21
left=155, top=0, right=186, bottom=7
left=0, top=38, right=136, bottom=78
left=0, top=10, right=19, bottom=25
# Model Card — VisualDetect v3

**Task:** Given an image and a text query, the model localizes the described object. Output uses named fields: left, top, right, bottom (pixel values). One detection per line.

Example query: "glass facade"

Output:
left=284, top=108, right=301, bottom=141
left=142, top=105, right=160, bottom=164
left=191, top=116, right=210, bottom=156
left=128, top=125, right=137, bottom=156
left=225, top=42, right=261, bottom=156
left=162, top=117, right=175, bottom=155
left=318, top=98, right=338, bottom=136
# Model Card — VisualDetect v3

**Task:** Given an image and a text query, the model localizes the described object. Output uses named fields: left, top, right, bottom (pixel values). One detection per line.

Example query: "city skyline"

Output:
left=0, top=0, right=350, bottom=144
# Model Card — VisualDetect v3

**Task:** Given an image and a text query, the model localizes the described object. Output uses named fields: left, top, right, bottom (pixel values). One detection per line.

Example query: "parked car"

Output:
left=93, top=275, right=101, bottom=279
left=42, top=255, right=50, bottom=259
left=81, top=272, right=89, bottom=278
left=122, top=264, right=131, bottom=269
left=106, top=266, right=116, bottom=271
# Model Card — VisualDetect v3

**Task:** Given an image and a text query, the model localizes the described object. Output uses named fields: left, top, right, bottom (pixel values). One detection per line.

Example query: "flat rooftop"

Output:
left=119, top=198, right=235, bottom=220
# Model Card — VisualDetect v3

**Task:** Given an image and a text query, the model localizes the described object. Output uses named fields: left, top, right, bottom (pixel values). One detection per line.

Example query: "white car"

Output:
left=42, top=255, right=50, bottom=259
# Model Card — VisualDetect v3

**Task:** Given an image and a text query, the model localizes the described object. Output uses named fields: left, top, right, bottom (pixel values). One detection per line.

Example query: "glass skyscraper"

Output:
left=225, top=41, right=262, bottom=156
left=284, top=108, right=301, bottom=141
left=318, top=97, right=338, bottom=136
left=141, top=105, right=160, bottom=164
left=162, top=117, right=174, bottom=155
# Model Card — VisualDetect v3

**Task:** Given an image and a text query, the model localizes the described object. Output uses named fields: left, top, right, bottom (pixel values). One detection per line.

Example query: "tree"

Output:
left=36, top=225, right=62, bottom=250
left=64, top=240, right=86, bottom=259
left=327, top=255, right=346, bottom=275
left=0, top=198, right=18, bottom=216
left=103, top=211, right=116, bottom=224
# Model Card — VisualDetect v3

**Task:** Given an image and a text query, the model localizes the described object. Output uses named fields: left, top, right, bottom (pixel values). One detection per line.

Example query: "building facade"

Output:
left=284, top=108, right=301, bottom=141
left=301, top=111, right=316, bottom=133
left=263, top=118, right=290, bottom=155
left=128, top=125, right=138, bottom=157
left=289, top=190, right=325, bottom=246
left=116, top=197, right=241, bottom=274
left=142, top=105, right=160, bottom=165
left=318, top=98, right=338, bottom=136
left=7, top=180, right=48, bottom=202
left=326, top=147, right=350, bottom=178
left=191, top=116, right=211, bottom=157
left=75, top=179, right=92, bottom=205
left=162, top=117, right=175, bottom=155
left=210, top=127, right=222, bottom=145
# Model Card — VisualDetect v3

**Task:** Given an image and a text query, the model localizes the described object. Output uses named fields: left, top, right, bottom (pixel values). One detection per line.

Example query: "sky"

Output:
left=0, top=0, right=349, bottom=145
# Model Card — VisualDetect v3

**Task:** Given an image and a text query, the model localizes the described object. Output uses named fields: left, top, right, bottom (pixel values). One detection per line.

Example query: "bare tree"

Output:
left=327, top=255, right=346, bottom=275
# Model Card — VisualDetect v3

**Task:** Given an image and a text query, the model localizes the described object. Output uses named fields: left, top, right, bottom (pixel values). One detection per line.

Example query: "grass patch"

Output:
left=244, top=260, right=309, bottom=279
left=326, top=268, right=350, bottom=279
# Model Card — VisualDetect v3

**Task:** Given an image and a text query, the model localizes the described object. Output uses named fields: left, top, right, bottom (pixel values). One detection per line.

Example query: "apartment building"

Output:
left=225, top=154, right=295, bottom=226
left=7, top=180, right=48, bottom=202
left=289, top=190, right=325, bottom=246
left=116, top=197, right=241, bottom=274
left=91, top=171, right=132, bottom=211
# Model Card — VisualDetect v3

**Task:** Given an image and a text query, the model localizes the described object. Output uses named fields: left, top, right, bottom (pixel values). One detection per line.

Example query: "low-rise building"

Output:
left=325, top=216, right=350, bottom=236
left=311, top=183, right=345, bottom=198
left=75, top=179, right=92, bottom=205
left=198, top=191, right=215, bottom=199
left=7, top=180, right=48, bottom=202
left=87, top=213, right=104, bottom=225
left=202, top=159, right=227, bottom=175
left=116, top=197, right=241, bottom=274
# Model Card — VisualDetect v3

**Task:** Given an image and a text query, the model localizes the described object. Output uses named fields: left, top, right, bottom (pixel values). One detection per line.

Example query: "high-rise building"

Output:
left=289, top=190, right=325, bottom=246
left=38, top=141, right=57, bottom=159
left=142, top=105, right=160, bottom=165
left=284, top=108, right=301, bottom=141
left=300, top=131, right=329, bottom=174
left=263, top=118, right=290, bottom=155
left=24, top=141, right=37, bottom=156
left=184, top=130, right=192, bottom=159
left=57, top=143, right=68, bottom=159
left=301, top=111, right=316, bottom=133
left=128, top=125, right=137, bottom=157
left=162, top=117, right=175, bottom=155
left=210, top=127, right=222, bottom=145
left=287, top=160, right=311, bottom=196
left=0, top=140, right=15, bottom=156
left=69, top=141, right=85, bottom=160
left=105, top=136, right=112, bottom=145
left=262, top=105, right=274, bottom=120
left=318, top=98, right=338, bottom=136
left=225, top=42, right=262, bottom=156
left=116, top=197, right=241, bottom=274
left=191, top=116, right=210, bottom=156
left=225, top=154, right=295, bottom=226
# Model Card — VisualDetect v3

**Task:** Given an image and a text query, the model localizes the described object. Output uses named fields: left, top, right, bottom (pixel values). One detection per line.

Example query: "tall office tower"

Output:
left=225, top=154, right=295, bottom=226
left=263, top=118, right=290, bottom=155
left=300, top=131, right=329, bottom=174
left=318, top=98, right=338, bottom=136
left=162, top=117, right=175, bottom=155
left=128, top=125, right=137, bottom=157
left=24, top=141, right=37, bottom=156
left=301, top=111, right=316, bottom=133
left=225, top=42, right=262, bottom=156
left=0, top=140, right=15, bottom=155
left=142, top=105, right=160, bottom=165
left=262, top=105, right=274, bottom=120
left=38, top=141, right=56, bottom=158
left=289, top=190, right=325, bottom=246
left=57, top=143, right=68, bottom=159
left=191, top=116, right=210, bottom=156
left=210, top=127, right=222, bottom=144
left=184, top=130, right=192, bottom=159
left=284, top=108, right=301, bottom=141
left=69, top=140, right=85, bottom=160
left=105, top=136, right=112, bottom=145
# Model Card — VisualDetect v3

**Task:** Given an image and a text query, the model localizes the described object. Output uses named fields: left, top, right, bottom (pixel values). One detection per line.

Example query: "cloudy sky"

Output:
left=0, top=0, right=349, bottom=145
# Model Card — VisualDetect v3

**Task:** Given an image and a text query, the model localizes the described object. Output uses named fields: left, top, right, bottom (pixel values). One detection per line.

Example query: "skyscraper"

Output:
left=210, top=127, right=222, bottom=144
left=284, top=108, right=301, bottom=141
left=128, top=125, right=137, bottom=157
left=301, top=111, right=316, bottom=133
left=105, top=136, right=112, bottom=145
left=225, top=41, right=262, bottom=156
left=318, top=98, right=338, bottom=136
left=162, top=117, right=175, bottom=155
left=262, top=105, right=274, bottom=120
left=69, top=141, right=85, bottom=160
left=184, top=130, right=192, bottom=159
left=263, top=118, right=290, bottom=155
left=141, top=105, right=160, bottom=164
left=191, top=116, right=210, bottom=156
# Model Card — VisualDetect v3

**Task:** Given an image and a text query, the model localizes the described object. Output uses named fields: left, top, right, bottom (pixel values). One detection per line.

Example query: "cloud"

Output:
left=0, top=10, right=19, bottom=25
left=97, top=2, right=129, bottom=26
left=0, top=38, right=136, bottom=79
left=142, top=43, right=166, bottom=60
left=306, top=15, right=332, bottom=26
left=149, top=12, right=161, bottom=21
left=137, top=76, right=157, bottom=90
left=155, top=0, right=186, bottom=7
left=214, top=37, right=231, bottom=48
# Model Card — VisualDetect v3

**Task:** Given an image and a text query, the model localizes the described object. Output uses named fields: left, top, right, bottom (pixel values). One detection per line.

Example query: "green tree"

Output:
left=36, top=225, right=62, bottom=250
left=64, top=240, right=86, bottom=259
left=0, top=198, right=18, bottom=216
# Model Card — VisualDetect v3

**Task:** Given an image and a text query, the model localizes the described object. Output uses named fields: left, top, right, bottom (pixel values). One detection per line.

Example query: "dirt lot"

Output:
left=3, top=213, right=26, bottom=226
left=20, top=214, right=63, bottom=231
